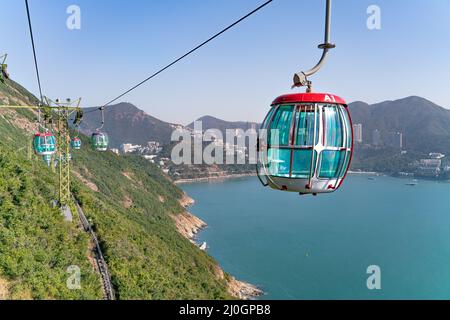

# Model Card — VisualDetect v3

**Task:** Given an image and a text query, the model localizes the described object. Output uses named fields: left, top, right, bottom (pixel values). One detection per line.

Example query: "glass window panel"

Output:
left=269, top=105, right=294, bottom=146
left=323, top=105, right=343, bottom=147
left=294, top=106, right=319, bottom=146
left=319, top=150, right=346, bottom=179
left=291, top=150, right=316, bottom=178
left=267, top=148, right=291, bottom=177
left=338, top=150, right=351, bottom=178
left=261, top=107, right=276, bottom=130
left=339, top=105, right=352, bottom=148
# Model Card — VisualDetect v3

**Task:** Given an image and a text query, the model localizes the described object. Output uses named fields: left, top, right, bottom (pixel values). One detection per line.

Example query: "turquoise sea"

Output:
left=181, top=175, right=450, bottom=299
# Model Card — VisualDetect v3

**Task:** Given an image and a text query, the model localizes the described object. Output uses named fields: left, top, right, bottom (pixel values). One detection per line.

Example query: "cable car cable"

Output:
left=25, top=0, right=44, bottom=105
left=85, top=0, right=273, bottom=114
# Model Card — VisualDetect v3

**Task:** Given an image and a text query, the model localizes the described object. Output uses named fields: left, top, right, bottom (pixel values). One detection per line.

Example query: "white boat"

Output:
left=199, top=242, right=208, bottom=251
left=406, top=179, right=419, bottom=186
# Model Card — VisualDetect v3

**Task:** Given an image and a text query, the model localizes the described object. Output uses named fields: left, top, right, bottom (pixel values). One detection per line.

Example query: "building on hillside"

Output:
left=429, top=153, right=445, bottom=159
left=372, top=129, right=381, bottom=146
left=120, top=143, right=142, bottom=154
left=417, top=158, right=442, bottom=177
left=353, top=124, right=363, bottom=143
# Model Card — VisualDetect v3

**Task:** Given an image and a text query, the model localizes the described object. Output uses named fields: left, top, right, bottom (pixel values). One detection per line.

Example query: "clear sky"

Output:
left=1, top=0, right=449, bottom=124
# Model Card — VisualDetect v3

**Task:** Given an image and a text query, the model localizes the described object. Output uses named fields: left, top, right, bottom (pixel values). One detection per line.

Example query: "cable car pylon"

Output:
left=0, top=98, right=83, bottom=208
left=47, top=97, right=82, bottom=207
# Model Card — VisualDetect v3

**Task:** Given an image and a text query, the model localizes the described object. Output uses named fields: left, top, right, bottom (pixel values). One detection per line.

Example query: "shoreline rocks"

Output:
left=175, top=193, right=264, bottom=300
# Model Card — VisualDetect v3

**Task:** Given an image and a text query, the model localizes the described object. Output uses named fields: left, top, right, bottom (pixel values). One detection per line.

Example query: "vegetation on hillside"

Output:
left=71, top=135, right=232, bottom=299
left=0, top=79, right=233, bottom=299
left=0, top=108, right=102, bottom=299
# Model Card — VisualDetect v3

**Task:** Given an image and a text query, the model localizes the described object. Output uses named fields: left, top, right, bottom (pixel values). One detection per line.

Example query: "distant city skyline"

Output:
left=1, top=0, right=449, bottom=124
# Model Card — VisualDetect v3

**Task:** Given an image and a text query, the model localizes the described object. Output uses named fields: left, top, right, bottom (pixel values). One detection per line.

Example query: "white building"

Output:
left=429, top=153, right=445, bottom=159
left=120, top=143, right=142, bottom=154
left=353, top=124, right=363, bottom=143
left=372, top=129, right=381, bottom=146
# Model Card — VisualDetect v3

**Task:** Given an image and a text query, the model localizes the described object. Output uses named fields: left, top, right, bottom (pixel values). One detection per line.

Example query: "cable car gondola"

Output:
left=0, top=54, right=9, bottom=83
left=33, top=132, right=57, bottom=166
left=256, top=0, right=353, bottom=195
left=71, top=137, right=82, bottom=150
left=257, top=93, right=353, bottom=195
left=91, top=106, right=109, bottom=151
left=71, top=107, right=83, bottom=150
left=91, top=131, right=109, bottom=152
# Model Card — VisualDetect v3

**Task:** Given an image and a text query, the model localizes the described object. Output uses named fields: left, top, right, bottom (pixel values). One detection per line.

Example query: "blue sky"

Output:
left=1, top=0, right=449, bottom=124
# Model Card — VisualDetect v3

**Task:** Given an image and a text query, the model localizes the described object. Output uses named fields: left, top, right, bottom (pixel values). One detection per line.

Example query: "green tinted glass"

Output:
left=267, top=148, right=291, bottom=177
left=294, top=107, right=318, bottom=146
left=323, top=105, right=343, bottom=147
left=291, top=150, right=316, bottom=178
left=269, top=105, right=294, bottom=146
left=319, top=150, right=346, bottom=178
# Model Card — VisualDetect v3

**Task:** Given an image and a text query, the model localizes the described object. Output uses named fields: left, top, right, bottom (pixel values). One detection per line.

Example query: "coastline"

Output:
left=175, top=192, right=263, bottom=300
left=348, top=170, right=379, bottom=175
left=174, top=173, right=256, bottom=185
left=174, top=170, right=384, bottom=185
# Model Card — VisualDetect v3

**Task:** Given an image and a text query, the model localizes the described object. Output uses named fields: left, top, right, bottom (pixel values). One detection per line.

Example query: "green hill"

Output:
left=349, top=96, right=450, bottom=153
left=79, top=103, right=177, bottom=148
left=0, top=78, right=235, bottom=299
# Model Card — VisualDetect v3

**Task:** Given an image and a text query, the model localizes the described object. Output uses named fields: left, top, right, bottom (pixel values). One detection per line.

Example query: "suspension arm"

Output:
left=293, top=0, right=335, bottom=88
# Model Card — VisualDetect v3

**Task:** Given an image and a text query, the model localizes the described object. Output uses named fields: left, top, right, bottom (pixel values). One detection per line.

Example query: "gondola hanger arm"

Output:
left=292, top=0, right=335, bottom=91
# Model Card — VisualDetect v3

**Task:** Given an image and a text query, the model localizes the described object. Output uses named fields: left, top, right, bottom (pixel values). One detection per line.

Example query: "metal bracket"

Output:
left=292, top=0, right=335, bottom=90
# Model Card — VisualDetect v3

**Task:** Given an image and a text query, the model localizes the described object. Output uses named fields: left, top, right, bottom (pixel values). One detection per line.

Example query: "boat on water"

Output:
left=406, top=179, right=419, bottom=186
left=199, top=242, right=208, bottom=251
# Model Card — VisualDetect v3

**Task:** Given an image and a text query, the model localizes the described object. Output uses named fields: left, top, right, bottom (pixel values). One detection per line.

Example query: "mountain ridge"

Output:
left=79, top=103, right=179, bottom=148
left=348, top=95, right=450, bottom=152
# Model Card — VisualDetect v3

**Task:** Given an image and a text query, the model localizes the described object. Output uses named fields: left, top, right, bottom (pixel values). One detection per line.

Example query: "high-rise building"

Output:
left=353, top=124, right=363, bottom=143
left=372, top=129, right=381, bottom=146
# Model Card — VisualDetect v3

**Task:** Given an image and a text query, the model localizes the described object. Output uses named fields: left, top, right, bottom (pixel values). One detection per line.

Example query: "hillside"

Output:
left=0, top=78, right=249, bottom=299
left=79, top=108, right=260, bottom=151
left=79, top=98, right=450, bottom=156
left=187, top=115, right=259, bottom=135
left=348, top=96, right=450, bottom=153
left=79, top=103, right=177, bottom=148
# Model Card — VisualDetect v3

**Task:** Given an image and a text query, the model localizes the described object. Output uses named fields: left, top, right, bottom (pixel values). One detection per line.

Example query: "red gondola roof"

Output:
left=34, top=132, right=55, bottom=137
left=272, top=92, right=346, bottom=106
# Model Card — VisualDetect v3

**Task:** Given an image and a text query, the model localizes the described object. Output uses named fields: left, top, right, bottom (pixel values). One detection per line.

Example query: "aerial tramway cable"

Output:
left=25, top=0, right=44, bottom=106
left=85, top=0, right=274, bottom=114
